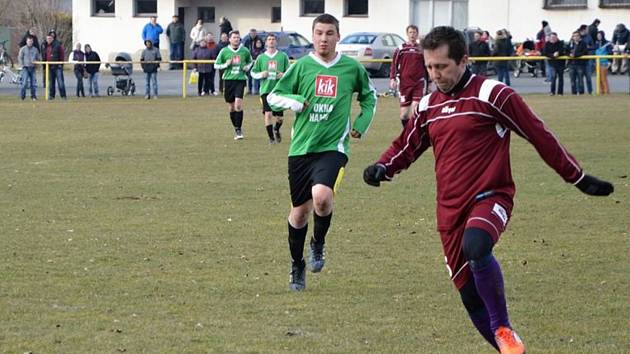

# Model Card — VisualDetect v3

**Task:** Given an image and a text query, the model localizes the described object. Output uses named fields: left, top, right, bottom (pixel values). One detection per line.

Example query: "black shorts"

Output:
left=224, top=80, right=246, bottom=103
left=288, top=151, right=348, bottom=207
left=260, top=94, right=284, bottom=116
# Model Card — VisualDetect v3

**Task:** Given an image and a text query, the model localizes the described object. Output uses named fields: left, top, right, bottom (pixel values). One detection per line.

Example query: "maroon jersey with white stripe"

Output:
left=390, top=42, right=428, bottom=85
left=377, top=71, right=584, bottom=231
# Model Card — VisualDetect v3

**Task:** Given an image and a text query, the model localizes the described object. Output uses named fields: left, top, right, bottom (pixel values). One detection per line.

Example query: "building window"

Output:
left=600, top=0, right=630, bottom=7
left=92, top=0, right=115, bottom=16
left=345, top=0, right=369, bottom=16
left=301, top=0, right=325, bottom=16
left=135, top=0, right=157, bottom=17
left=412, top=0, right=468, bottom=33
left=543, top=0, right=587, bottom=9
left=198, top=7, right=215, bottom=23
left=272, top=6, right=281, bottom=23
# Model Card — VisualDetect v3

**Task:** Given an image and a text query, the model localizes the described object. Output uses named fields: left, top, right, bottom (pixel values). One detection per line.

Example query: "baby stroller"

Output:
left=106, top=52, right=136, bottom=96
left=513, top=39, right=540, bottom=78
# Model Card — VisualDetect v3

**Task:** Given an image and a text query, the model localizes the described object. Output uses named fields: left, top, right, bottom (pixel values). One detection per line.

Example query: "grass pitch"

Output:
left=0, top=94, right=629, bottom=353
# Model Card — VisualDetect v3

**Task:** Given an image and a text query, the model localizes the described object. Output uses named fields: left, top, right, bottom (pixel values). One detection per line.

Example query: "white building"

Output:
left=73, top=0, right=630, bottom=61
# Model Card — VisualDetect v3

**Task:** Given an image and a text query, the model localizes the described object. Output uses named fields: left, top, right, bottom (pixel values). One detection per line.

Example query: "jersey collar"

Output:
left=228, top=44, right=242, bottom=53
left=309, top=52, right=342, bottom=69
left=441, top=68, right=473, bottom=96
left=265, top=49, right=279, bottom=58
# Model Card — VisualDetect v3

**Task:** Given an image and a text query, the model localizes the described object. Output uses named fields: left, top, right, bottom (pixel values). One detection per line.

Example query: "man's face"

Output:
left=151, top=17, right=157, bottom=25
left=229, top=33, right=241, bottom=47
left=75, top=43, right=81, bottom=51
left=550, top=34, right=558, bottom=43
left=312, top=22, right=339, bottom=58
left=266, top=36, right=277, bottom=49
left=424, top=44, right=467, bottom=92
left=572, top=33, right=581, bottom=42
left=221, top=33, right=228, bottom=42
left=474, top=32, right=481, bottom=41
left=46, top=35, right=53, bottom=44
left=26, top=38, right=33, bottom=47
left=407, top=28, right=418, bottom=43
left=172, top=16, right=178, bottom=23
left=250, top=30, right=257, bottom=38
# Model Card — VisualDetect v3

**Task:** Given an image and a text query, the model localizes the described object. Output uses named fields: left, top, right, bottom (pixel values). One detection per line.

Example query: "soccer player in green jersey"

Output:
left=268, top=14, right=377, bottom=291
left=250, top=33, right=291, bottom=144
left=214, top=30, right=253, bottom=140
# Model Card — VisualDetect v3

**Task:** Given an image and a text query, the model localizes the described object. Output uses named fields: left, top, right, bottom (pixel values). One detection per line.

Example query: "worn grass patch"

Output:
left=0, top=94, right=628, bottom=353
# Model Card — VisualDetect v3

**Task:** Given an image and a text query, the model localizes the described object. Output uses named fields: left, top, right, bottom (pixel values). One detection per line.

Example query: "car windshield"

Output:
left=340, top=35, right=377, bottom=45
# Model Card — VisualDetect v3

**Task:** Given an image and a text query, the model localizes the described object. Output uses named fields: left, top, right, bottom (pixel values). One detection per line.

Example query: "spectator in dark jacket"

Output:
left=84, top=44, right=101, bottom=97
left=543, top=32, right=566, bottom=95
left=69, top=42, right=86, bottom=97
left=468, top=32, right=490, bottom=75
left=493, top=29, right=513, bottom=86
left=611, top=23, right=629, bottom=74
left=579, top=24, right=595, bottom=93
left=192, top=38, right=215, bottom=96
left=166, top=15, right=185, bottom=69
left=216, top=32, right=229, bottom=93
left=219, top=17, right=233, bottom=37
left=41, top=32, right=67, bottom=100
left=568, top=31, right=588, bottom=95
left=588, top=19, right=600, bottom=43
left=19, top=27, right=40, bottom=52
left=140, top=39, right=162, bottom=99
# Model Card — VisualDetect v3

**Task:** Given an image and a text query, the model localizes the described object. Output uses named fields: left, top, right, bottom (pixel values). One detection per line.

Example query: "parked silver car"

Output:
left=337, top=32, right=405, bottom=77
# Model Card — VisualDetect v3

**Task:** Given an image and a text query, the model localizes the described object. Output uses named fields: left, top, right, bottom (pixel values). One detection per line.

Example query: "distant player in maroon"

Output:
left=390, top=25, right=429, bottom=128
left=364, top=26, right=614, bottom=354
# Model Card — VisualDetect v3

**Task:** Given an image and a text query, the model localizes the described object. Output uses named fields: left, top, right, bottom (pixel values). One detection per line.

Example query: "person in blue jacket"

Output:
left=142, top=16, right=164, bottom=49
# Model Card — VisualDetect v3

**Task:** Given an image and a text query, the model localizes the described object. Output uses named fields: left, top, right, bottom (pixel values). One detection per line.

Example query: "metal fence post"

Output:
left=45, top=63, right=49, bottom=101
left=182, top=60, right=187, bottom=99
left=596, top=58, right=600, bottom=96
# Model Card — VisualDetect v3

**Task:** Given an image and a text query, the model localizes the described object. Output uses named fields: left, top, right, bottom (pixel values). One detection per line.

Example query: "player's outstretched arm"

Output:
left=352, top=66, right=378, bottom=138
left=267, top=62, right=306, bottom=112
left=575, top=174, right=614, bottom=196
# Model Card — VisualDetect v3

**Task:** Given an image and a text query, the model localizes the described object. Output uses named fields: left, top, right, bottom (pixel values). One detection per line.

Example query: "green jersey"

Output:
left=214, top=45, right=252, bottom=81
left=250, top=50, right=291, bottom=94
left=268, top=53, right=377, bottom=157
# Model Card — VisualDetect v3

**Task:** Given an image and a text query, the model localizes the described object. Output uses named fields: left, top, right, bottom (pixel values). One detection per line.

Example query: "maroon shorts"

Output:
left=398, top=79, right=426, bottom=107
left=439, top=196, right=513, bottom=289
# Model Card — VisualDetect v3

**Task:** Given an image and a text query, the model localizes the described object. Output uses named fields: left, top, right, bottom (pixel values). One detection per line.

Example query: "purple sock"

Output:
left=471, top=255, right=511, bottom=332
left=468, top=308, right=499, bottom=350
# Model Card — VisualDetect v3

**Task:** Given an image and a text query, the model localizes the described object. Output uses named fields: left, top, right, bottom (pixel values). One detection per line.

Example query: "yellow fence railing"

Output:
left=32, top=55, right=630, bottom=100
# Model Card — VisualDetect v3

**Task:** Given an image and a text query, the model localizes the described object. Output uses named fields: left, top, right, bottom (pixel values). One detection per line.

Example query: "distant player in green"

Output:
left=214, top=30, right=253, bottom=140
left=268, top=14, right=377, bottom=291
left=250, top=33, right=291, bottom=144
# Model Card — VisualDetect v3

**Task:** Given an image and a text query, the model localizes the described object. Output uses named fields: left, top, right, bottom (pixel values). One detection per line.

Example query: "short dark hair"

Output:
left=266, top=33, right=277, bottom=40
left=229, top=30, right=240, bottom=37
left=420, top=26, right=467, bottom=64
left=406, top=25, right=419, bottom=33
left=312, top=13, right=339, bottom=34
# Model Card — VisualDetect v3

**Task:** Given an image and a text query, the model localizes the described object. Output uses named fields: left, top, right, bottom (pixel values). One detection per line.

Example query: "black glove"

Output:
left=363, top=164, right=386, bottom=187
left=576, top=174, right=614, bottom=196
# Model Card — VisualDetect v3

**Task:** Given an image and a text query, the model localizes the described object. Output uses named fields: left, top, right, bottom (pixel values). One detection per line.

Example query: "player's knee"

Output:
left=462, top=227, right=494, bottom=264
left=289, top=207, right=310, bottom=228
left=312, top=187, right=333, bottom=215
left=459, top=279, right=485, bottom=315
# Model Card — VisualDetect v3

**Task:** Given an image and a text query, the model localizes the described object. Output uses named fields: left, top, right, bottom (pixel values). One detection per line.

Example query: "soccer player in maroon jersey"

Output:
left=364, top=26, right=614, bottom=354
left=389, top=25, right=429, bottom=128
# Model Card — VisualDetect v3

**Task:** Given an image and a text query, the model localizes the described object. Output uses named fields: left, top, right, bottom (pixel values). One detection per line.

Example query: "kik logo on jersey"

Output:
left=315, top=75, right=337, bottom=98
left=267, top=60, right=277, bottom=71
left=232, top=55, right=241, bottom=65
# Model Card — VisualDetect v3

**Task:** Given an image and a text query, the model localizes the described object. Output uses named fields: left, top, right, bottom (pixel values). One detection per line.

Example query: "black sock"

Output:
left=236, top=111, right=243, bottom=129
left=229, top=111, right=236, bottom=127
left=312, top=212, right=332, bottom=246
left=401, top=118, right=409, bottom=128
left=274, top=121, right=283, bottom=131
left=266, top=124, right=274, bottom=140
left=288, top=222, right=307, bottom=264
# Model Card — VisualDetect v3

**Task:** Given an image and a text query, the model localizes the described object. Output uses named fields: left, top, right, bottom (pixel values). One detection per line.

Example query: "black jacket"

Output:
left=567, top=40, right=588, bottom=66
left=469, top=40, right=490, bottom=57
left=612, top=25, right=629, bottom=45
left=85, top=51, right=101, bottom=74
left=543, top=41, right=566, bottom=69
left=19, top=32, right=40, bottom=51
left=219, top=20, right=232, bottom=36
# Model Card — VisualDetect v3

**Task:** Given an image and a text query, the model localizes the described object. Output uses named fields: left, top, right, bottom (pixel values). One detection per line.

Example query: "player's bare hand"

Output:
left=389, top=79, right=397, bottom=90
left=277, top=72, right=284, bottom=78
left=261, top=71, right=268, bottom=78
left=351, top=129, right=361, bottom=139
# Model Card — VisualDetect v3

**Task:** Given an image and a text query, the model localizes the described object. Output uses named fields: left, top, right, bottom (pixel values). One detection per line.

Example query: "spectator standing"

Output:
left=189, top=18, right=207, bottom=51
left=69, top=42, right=86, bottom=97
left=84, top=44, right=101, bottom=97
left=542, top=32, right=566, bottom=96
left=468, top=32, right=490, bottom=75
left=17, top=35, right=40, bottom=101
left=219, top=17, right=233, bottom=37
left=242, top=29, right=261, bottom=95
left=216, top=32, right=229, bottom=93
left=249, top=37, right=265, bottom=95
left=611, top=23, right=629, bottom=74
left=41, top=32, right=67, bottom=100
left=568, top=31, right=588, bottom=95
left=166, top=15, right=185, bottom=69
left=579, top=24, right=594, bottom=93
left=142, top=16, right=163, bottom=49
left=140, top=39, right=162, bottom=99
left=493, top=30, right=513, bottom=86
left=536, top=21, right=551, bottom=79
left=213, top=30, right=253, bottom=139
left=206, top=33, right=219, bottom=95
left=595, top=31, right=612, bottom=94
left=192, top=38, right=214, bottom=96
left=588, top=19, right=600, bottom=43
left=19, top=27, right=40, bottom=51
left=390, top=25, right=429, bottom=128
